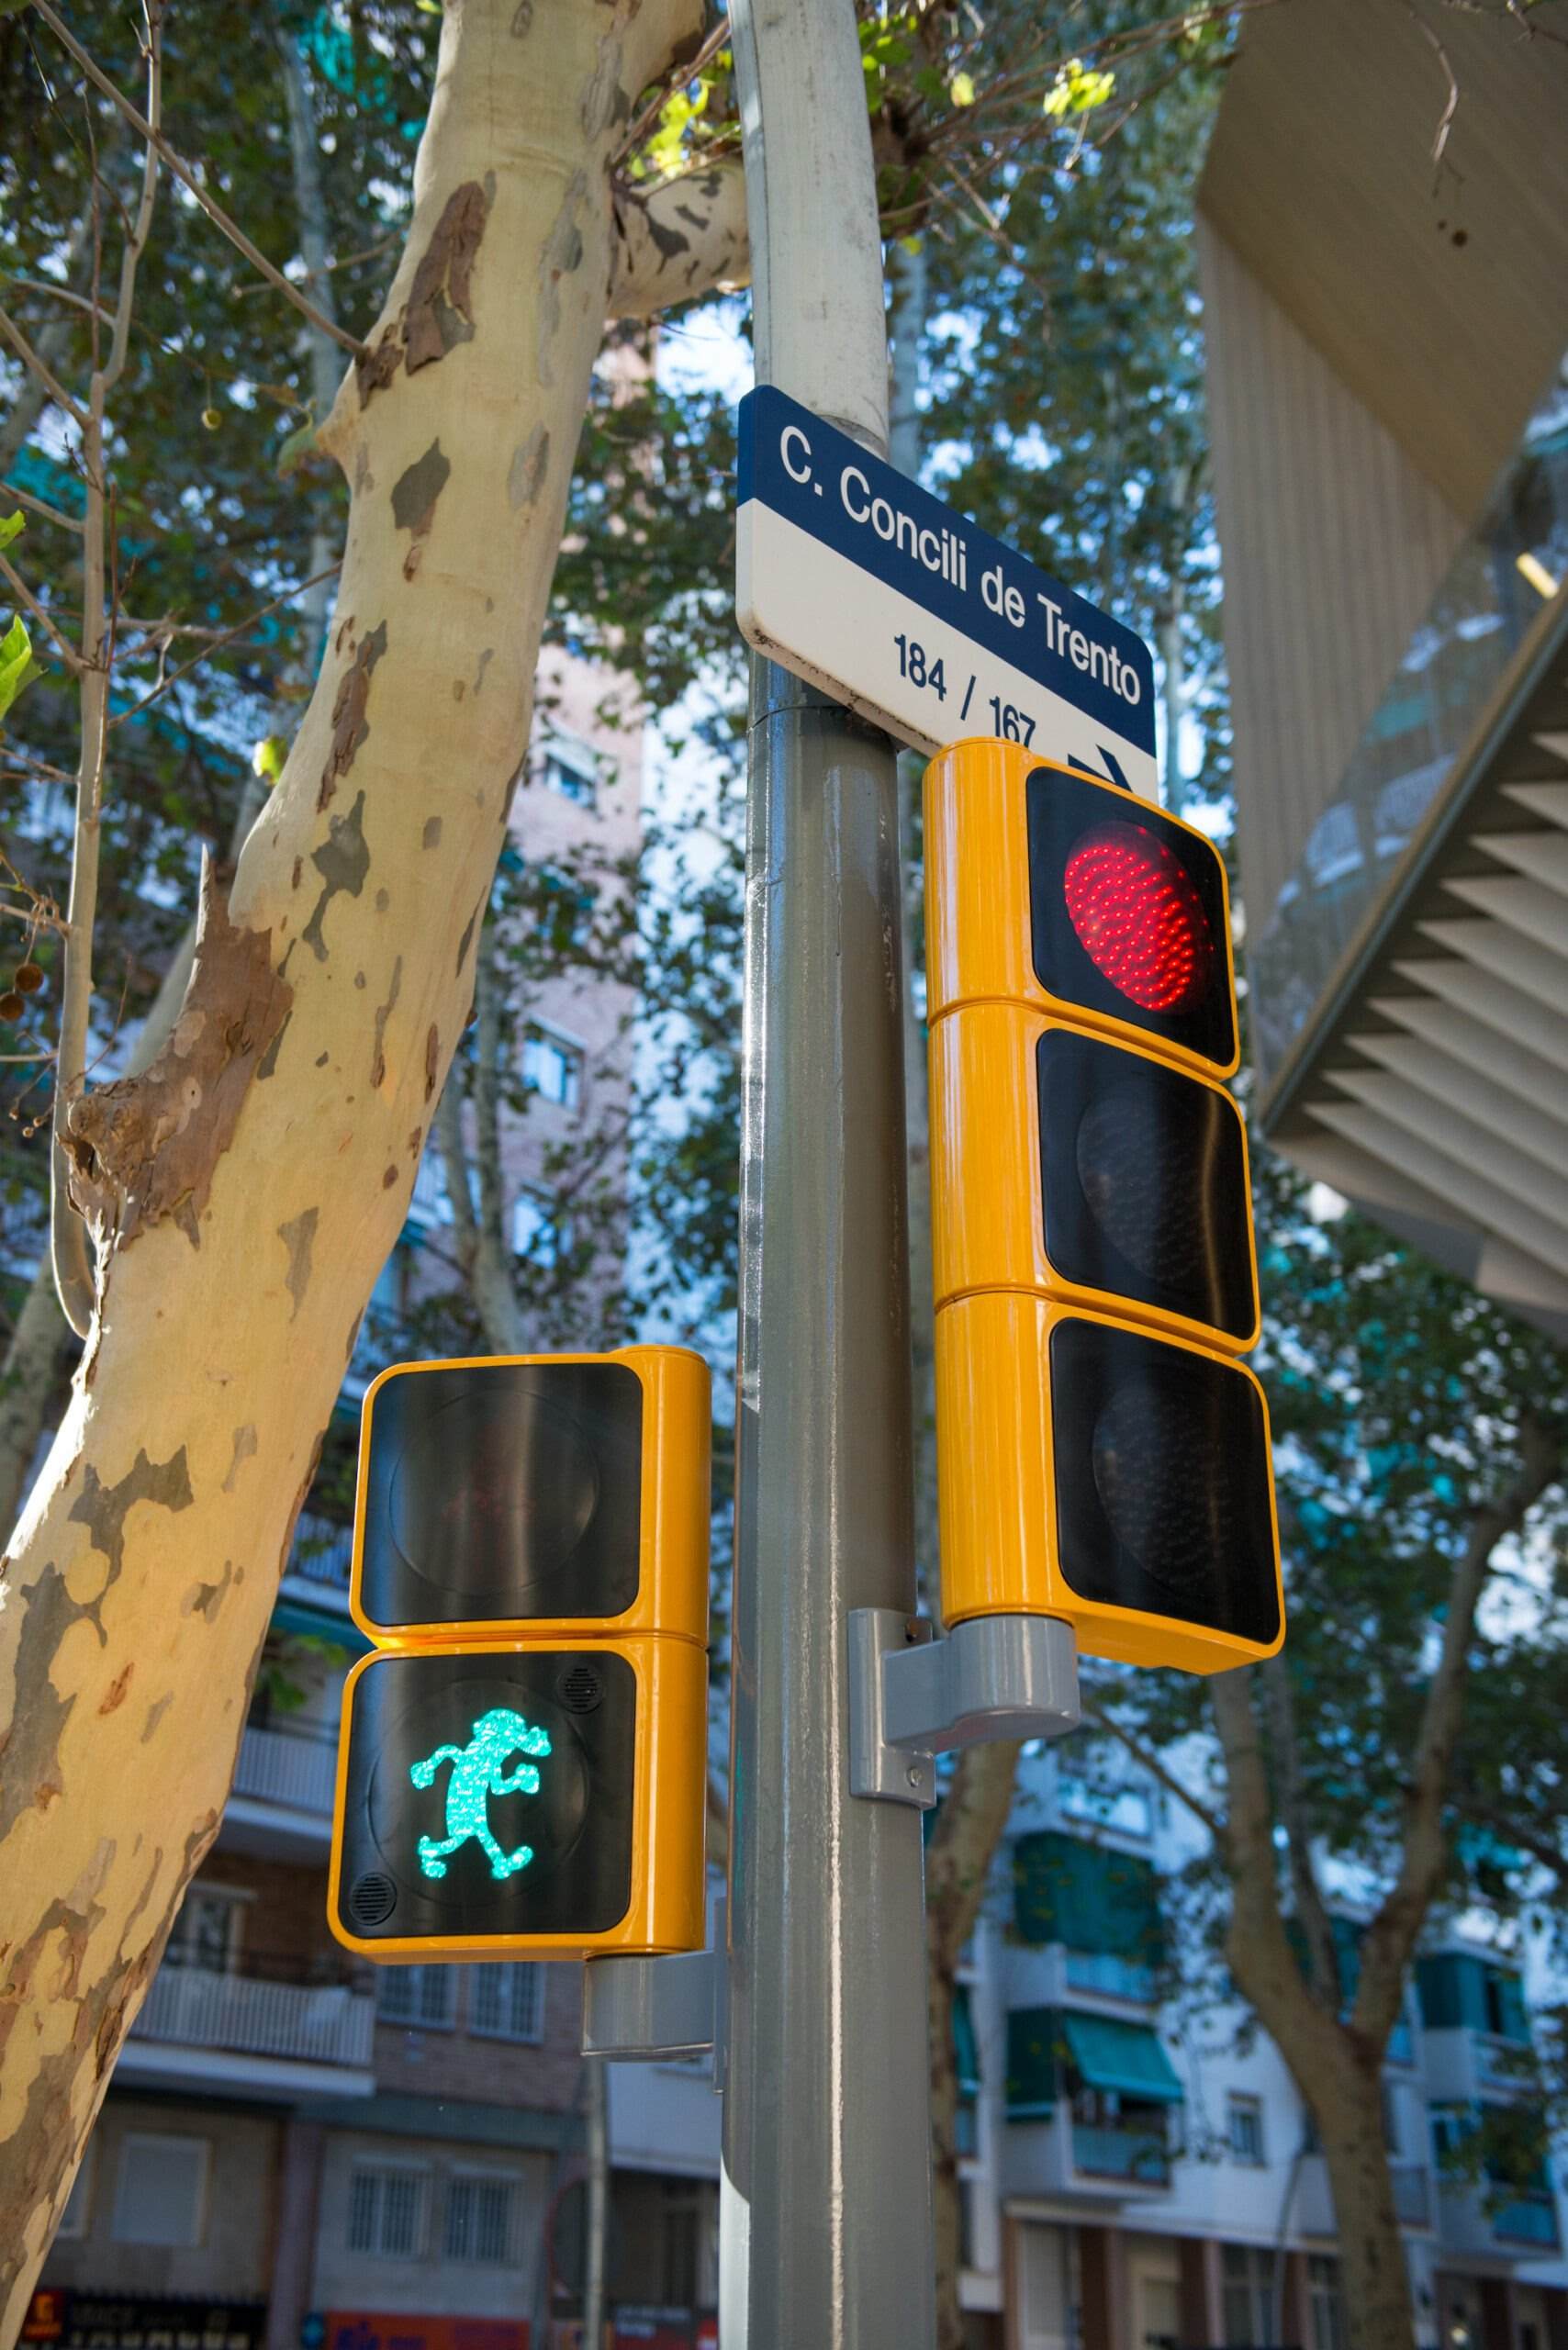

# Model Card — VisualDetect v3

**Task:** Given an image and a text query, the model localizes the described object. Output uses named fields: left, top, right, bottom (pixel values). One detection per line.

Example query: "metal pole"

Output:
left=722, top=660, right=934, bottom=2350
left=722, top=1, right=935, bottom=2337
left=582, top=2052, right=609, bottom=2350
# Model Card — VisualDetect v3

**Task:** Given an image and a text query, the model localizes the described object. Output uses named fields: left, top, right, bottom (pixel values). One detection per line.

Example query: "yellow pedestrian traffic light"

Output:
left=328, top=1347, right=711, bottom=1961
left=925, top=741, right=1282, bottom=1673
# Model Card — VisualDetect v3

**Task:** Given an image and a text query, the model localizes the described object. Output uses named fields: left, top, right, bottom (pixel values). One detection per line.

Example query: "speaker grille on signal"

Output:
left=555, top=1662, right=604, bottom=1715
left=349, top=1872, right=398, bottom=1928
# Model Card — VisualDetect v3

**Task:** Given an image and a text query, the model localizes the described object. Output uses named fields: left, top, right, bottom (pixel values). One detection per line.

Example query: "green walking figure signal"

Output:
left=409, top=1709, right=553, bottom=1883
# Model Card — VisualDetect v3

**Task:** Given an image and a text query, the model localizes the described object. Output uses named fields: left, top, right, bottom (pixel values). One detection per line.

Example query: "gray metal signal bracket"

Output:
left=582, top=1934, right=726, bottom=2086
left=847, top=1609, right=1081, bottom=1807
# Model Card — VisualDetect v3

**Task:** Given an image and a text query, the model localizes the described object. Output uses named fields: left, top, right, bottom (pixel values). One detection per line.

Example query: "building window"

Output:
left=511, top=1188, right=566, bottom=1269
left=111, top=2134, right=209, bottom=2247
left=165, top=1884, right=246, bottom=1973
left=1221, top=2244, right=1276, bottom=2345
left=469, top=1963, right=544, bottom=2043
left=522, top=1023, right=584, bottom=1111
left=443, top=2172, right=519, bottom=2265
left=532, top=860, right=595, bottom=948
left=1307, top=2255, right=1349, bottom=2350
left=540, top=739, right=598, bottom=806
left=1430, top=2100, right=1473, bottom=2168
left=1482, top=1964, right=1529, bottom=2043
left=1227, top=2094, right=1265, bottom=2166
left=377, top=1965, right=455, bottom=2030
left=348, top=2165, right=429, bottom=2259
left=56, top=2143, right=94, bottom=2241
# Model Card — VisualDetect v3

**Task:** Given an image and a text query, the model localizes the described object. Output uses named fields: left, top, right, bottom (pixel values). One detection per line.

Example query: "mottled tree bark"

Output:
left=0, top=0, right=751, bottom=2319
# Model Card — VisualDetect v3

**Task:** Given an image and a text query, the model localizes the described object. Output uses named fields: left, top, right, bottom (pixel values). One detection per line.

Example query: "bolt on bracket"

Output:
left=847, top=1607, right=1081, bottom=1807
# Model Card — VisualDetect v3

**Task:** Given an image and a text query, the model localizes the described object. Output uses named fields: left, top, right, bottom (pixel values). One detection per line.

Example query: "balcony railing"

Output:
left=131, top=1958, right=374, bottom=2070
left=233, top=1718, right=339, bottom=1816
left=285, top=1509, right=354, bottom=1595
left=1250, top=352, right=1568, bottom=1100
left=1492, top=2191, right=1559, bottom=2247
left=1390, top=2163, right=1430, bottom=2228
left=1070, top=2121, right=1170, bottom=2186
left=1063, top=1951, right=1157, bottom=2004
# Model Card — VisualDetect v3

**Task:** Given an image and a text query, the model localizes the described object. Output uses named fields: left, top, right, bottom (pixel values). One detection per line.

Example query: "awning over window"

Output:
left=1059, top=2011, right=1183, bottom=2104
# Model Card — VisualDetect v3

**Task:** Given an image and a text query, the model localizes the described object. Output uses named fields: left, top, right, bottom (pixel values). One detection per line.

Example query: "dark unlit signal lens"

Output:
left=1049, top=1315, right=1278, bottom=1646
left=1038, top=1030, right=1256, bottom=1344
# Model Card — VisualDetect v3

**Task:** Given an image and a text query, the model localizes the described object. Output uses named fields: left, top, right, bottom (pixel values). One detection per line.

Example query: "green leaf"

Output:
left=276, top=419, right=321, bottom=478
left=252, top=733, right=286, bottom=784
left=0, top=510, right=24, bottom=551
left=949, top=72, right=977, bottom=108
left=1044, top=58, right=1115, bottom=119
left=0, top=614, right=40, bottom=728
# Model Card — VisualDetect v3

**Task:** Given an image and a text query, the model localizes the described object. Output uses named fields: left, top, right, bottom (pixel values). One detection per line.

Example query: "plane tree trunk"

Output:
left=0, top=0, right=751, bottom=2318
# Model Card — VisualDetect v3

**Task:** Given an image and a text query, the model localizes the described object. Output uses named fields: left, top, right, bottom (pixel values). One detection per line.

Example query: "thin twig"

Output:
left=230, top=227, right=400, bottom=297
left=28, top=0, right=370, bottom=364
left=109, top=559, right=341, bottom=727
left=0, top=901, right=67, bottom=934
left=0, top=549, right=83, bottom=671
left=1402, top=0, right=1462, bottom=177
left=4, top=275, right=116, bottom=326
left=1, top=482, right=83, bottom=532
left=1079, top=1695, right=1227, bottom=1843
left=49, top=0, right=166, bottom=1339
left=0, top=302, right=88, bottom=425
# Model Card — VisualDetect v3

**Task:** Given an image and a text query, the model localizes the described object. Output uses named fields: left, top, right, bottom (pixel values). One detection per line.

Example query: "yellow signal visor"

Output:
left=924, top=739, right=1240, bottom=1081
left=350, top=1345, right=711, bottom=1647
left=328, top=1635, right=708, bottom=1962
left=930, top=1004, right=1260, bottom=1353
left=935, top=1292, right=1282, bottom=1674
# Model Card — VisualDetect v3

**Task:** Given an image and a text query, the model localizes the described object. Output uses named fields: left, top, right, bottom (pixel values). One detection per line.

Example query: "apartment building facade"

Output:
left=951, top=1748, right=1568, bottom=2350
left=1193, top=0, right=1568, bottom=1336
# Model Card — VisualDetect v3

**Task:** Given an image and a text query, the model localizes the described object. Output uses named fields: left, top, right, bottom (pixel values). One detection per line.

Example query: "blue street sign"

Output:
left=736, top=385, right=1158, bottom=792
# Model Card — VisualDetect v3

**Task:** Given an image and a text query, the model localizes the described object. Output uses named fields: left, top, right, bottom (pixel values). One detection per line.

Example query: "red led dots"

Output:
left=1062, top=823, right=1215, bottom=1013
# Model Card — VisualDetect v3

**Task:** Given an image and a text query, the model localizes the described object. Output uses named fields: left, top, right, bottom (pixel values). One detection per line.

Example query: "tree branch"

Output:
left=3, top=278, right=115, bottom=327
left=0, top=303, right=88, bottom=427
left=925, top=1738, right=1023, bottom=1976
left=433, top=1072, right=479, bottom=1265
left=108, top=562, right=341, bottom=728
left=1079, top=1695, right=1226, bottom=1844
left=1209, top=1669, right=1349, bottom=2081
left=1354, top=1414, right=1564, bottom=2044
left=1263, top=1654, right=1341, bottom=2009
left=1, top=482, right=84, bottom=533
left=0, top=551, right=82, bottom=672
left=28, top=0, right=369, bottom=364
left=608, top=161, right=749, bottom=319
left=474, top=922, right=507, bottom=1257
left=50, top=1, right=164, bottom=1339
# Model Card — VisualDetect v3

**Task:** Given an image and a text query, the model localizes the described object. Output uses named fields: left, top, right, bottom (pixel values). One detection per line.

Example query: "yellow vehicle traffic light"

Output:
left=328, top=1347, right=711, bottom=1962
left=925, top=741, right=1282, bottom=1673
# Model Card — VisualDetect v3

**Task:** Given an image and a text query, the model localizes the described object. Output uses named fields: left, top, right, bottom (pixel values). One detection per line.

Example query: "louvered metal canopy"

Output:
left=1263, top=609, right=1568, bottom=1342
